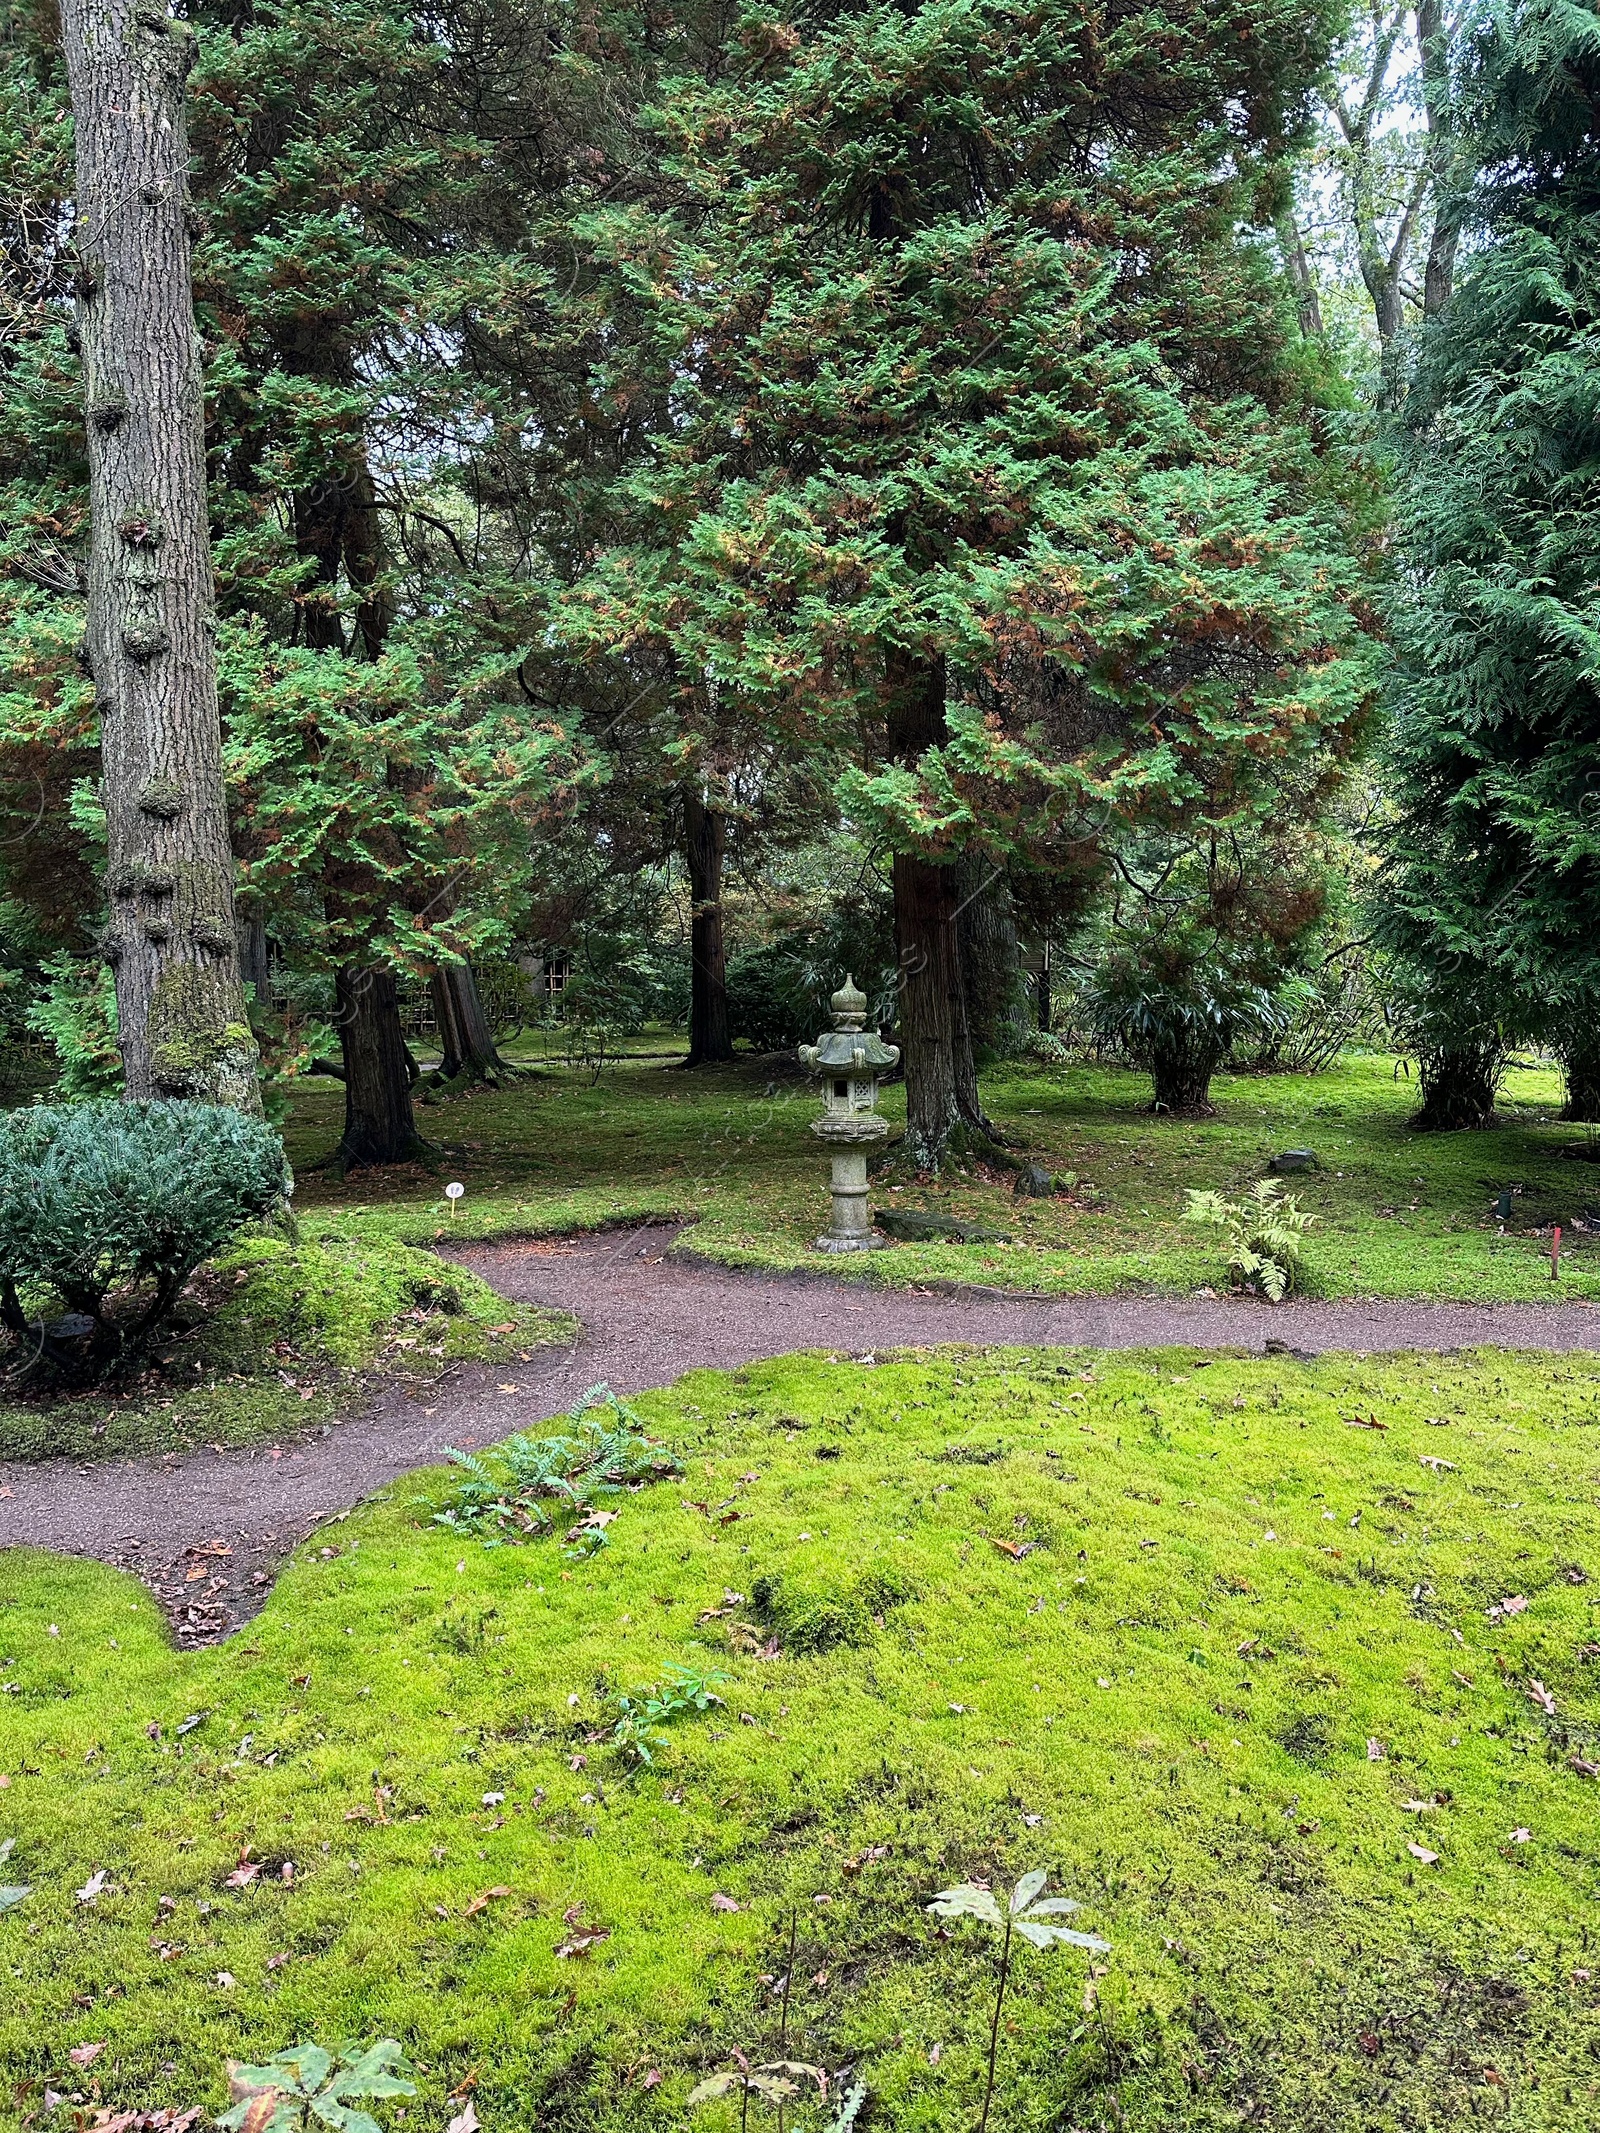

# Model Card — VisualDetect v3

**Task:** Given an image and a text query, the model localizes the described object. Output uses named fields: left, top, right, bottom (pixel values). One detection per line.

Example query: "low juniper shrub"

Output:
left=0, top=1099, right=290, bottom=1377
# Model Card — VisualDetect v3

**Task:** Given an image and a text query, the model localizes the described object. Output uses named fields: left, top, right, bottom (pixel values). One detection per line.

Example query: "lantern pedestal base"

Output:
left=810, top=1124, right=888, bottom=1252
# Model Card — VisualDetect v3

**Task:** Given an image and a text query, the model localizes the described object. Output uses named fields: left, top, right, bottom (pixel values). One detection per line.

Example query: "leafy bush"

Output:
left=1264, top=945, right=1399, bottom=1075
left=728, top=901, right=896, bottom=1053
left=1086, top=926, right=1286, bottom=1115
left=1183, top=1178, right=1318, bottom=1301
left=0, top=1100, right=289, bottom=1373
left=24, top=954, right=122, bottom=1099
left=432, top=1382, right=683, bottom=1543
left=1017, top=1027, right=1070, bottom=1065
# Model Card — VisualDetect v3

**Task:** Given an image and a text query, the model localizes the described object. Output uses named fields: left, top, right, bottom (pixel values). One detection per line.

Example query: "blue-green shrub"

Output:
left=0, top=1100, right=290, bottom=1368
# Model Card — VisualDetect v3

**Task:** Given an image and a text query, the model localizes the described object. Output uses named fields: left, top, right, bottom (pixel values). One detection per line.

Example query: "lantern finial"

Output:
left=830, top=974, right=868, bottom=1030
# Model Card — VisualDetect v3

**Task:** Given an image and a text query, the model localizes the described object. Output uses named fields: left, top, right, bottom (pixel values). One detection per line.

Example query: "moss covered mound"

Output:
left=0, top=1229, right=571, bottom=1462
left=3, top=1344, right=1598, bottom=2128
left=204, top=1231, right=497, bottom=1373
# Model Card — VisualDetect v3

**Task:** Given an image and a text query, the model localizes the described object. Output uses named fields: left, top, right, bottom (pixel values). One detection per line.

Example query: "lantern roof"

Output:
left=799, top=974, right=899, bottom=1072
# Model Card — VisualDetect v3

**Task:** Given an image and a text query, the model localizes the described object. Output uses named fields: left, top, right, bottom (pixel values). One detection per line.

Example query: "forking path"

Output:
left=3, top=1223, right=1596, bottom=1640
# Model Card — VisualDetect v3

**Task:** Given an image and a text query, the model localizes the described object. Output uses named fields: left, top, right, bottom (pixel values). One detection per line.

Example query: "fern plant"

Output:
left=431, top=1382, right=682, bottom=1543
left=1183, top=1178, right=1317, bottom=1300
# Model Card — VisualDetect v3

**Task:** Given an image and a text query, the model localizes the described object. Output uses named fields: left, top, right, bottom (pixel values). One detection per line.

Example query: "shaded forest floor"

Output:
left=284, top=1047, right=1600, bottom=1305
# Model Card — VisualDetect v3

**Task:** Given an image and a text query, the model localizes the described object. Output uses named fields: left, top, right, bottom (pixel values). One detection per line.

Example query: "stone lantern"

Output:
left=798, top=975, right=900, bottom=1251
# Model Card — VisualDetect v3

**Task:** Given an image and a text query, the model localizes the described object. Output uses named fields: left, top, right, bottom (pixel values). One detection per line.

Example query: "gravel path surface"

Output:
left=4, top=1221, right=1597, bottom=1639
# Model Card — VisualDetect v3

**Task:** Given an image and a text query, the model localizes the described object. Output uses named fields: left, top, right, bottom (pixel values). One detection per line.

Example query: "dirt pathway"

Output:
left=4, top=1223, right=1597, bottom=1639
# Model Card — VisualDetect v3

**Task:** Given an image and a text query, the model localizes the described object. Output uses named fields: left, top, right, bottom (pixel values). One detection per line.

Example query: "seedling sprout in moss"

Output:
left=218, top=2038, right=415, bottom=2133
left=611, top=1662, right=730, bottom=1765
left=929, top=1871, right=1110, bottom=2132
left=688, top=2051, right=826, bottom=2130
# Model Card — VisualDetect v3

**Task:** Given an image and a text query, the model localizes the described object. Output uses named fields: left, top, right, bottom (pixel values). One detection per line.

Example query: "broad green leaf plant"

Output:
left=928, top=1870, right=1110, bottom=2133
left=218, top=2039, right=415, bottom=2133
left=610, top=1662, right=730, bottom=1765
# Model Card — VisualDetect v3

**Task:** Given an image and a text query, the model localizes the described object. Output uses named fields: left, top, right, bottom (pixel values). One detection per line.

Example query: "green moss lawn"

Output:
left=282, top=1047, right=1600, bottom=1303
left=0, top=1228, right=572, bottom=1464
left=5, top=1345, right=1599, bottom=2128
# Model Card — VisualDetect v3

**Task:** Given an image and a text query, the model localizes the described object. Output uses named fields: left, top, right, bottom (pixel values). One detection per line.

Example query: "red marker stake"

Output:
left=1551, top=1225, right=1562, bottom=1280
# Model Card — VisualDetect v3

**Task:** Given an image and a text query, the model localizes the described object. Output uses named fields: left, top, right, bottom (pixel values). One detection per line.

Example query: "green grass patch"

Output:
left=277, top=1046, right=1600, bottom=1303
left=4, top=1345, right=1598, bottom=2127
left=0, top=1229, right=573, bottom=1464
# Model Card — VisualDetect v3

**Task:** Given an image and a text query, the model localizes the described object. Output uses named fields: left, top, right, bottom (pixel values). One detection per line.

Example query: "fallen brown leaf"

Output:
left=464, top=1886, right=512, bottom=1918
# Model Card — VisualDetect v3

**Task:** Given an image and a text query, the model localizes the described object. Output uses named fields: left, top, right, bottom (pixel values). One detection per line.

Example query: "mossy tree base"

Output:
left=1416, top=1042, right=1505, bottom=1131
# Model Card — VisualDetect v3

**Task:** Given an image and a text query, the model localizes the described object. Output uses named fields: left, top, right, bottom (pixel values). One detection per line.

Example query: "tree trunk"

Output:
left=893, top=849, right=966, bottom=1168
left=1561, top=1032, right=1600, bottom=1123
left=884, top=650, right=986, bottom=1164
left=238, top=909, right=271, bottom=1008
left=1416, top=1041, right=1503, bottom=1130
left=1037, top=937, right=1052, bottom=1034
left=284, top=387, right=422, bottom=1152
left=1150, top=1046, right=1220, bottom=1117
left=430, top=961, right=511, bottom=1082
left=1275, top=213, right=1324, bottom=337
left=957, top=856, right=1021, bottom=1060
left=683, top=787, right=733, bottom=1065
left=333, top=963, right=428, bottom=1166
left=62, top=0, right=258, bottom=1110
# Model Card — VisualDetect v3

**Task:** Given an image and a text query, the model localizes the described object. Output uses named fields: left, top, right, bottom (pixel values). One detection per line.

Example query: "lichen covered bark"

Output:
left=62, top=0, right=259, bottom=1110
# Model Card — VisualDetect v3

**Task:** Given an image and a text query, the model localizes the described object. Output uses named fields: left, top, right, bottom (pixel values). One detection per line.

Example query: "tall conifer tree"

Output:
left=564, top=0, right=1374, bottom=1164
left=1379, top=0, right=1600, bottom=1126
left=59, top=0, right=259, bottom=1109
